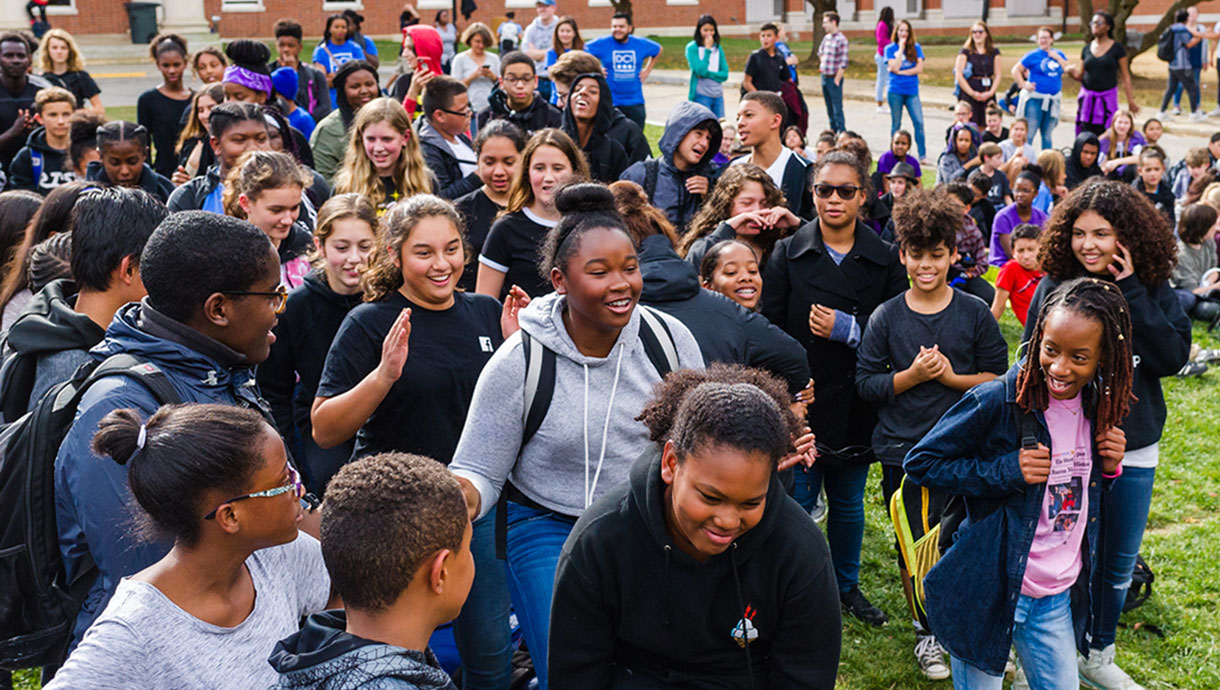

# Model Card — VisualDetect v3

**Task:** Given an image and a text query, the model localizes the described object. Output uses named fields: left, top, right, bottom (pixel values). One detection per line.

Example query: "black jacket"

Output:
left=638, top=235, right=809, bottom=394
left=621, top=101, right=720, bottom=233
left=561, top=73, right=638, bottom=183
left=550, top=448, right=841, bottom=688
left=1022, top=274, right=1190, bottom=451
left=1066, top=131, right=1103, bottom=190
left=475, top=86, right=563, bottom=136
left=761, top=219, right=908, bottom=454
left=1132, top=177, right=1176, bottom=229
left=7, top=126, right=74, bottom=195
left=84, top=159, right=174, bottom=204
left=417, top=117, right=482, bottom=200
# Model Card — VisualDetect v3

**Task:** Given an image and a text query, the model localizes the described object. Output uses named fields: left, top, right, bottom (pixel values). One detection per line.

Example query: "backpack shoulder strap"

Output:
left=521, top=331, right=556, bottom=447
left=84, top=353, right=181, bottom=407
left=1012, top=402, right=1040, bottom=450
left=636, top=305, right=680, bottom=378
left=643, top=158, right=660, bottom=201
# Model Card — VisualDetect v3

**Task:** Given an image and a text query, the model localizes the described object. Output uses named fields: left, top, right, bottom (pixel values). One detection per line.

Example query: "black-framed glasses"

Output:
left=441, top=106, right=474, bottom=118
left=225, top=284, right=288, bottom=314
left=203, top=463, right=303, bottom=520
left=501, top=75, right=534, bottom=86
left=813, top=183, right=863, bottom=200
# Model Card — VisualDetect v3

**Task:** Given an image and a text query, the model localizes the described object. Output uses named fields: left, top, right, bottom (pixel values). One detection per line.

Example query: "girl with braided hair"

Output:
left=906, top=277, right=1135, bottom=688
left=1020, top=177, right=1190, bottom=688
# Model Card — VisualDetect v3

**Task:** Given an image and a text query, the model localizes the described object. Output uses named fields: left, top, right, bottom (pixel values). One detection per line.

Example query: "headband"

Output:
left=223, top=65, right=273, bottom=98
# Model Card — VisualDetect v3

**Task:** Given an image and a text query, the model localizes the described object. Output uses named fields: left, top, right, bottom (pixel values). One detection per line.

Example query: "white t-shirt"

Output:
left=452, top=50, right=502, bottom=113
left=732, top=146, right=794, bottom=191
left=447, top=136, right=479, bottom=178
left=46, top=534, right=330, bottom=690
left=1000, top=139, right=1037, bottom=164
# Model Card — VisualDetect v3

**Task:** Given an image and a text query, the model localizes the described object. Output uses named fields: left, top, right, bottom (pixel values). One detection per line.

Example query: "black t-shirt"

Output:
left=137, top=87, right=193, bottom=178
left=985, top=168, right=1011, bottom=209
left=0, top=78, right=43, bottom=169
left=479, top=208, right=556, bottom=298
left=1081, top=40, right=1126, bottom=93
left=316, top=290, right=504, bottom=462
left=970, top=198, right=996, bottom=244
left=744, top=49, right=789, bottom=94
left=44, top=70, right=100, bottom=110
left=960, top=48, right=1000, bottom=87
left=982, top=127, right=1008, bottom=144
left=455, top=187, right=504, bottom=293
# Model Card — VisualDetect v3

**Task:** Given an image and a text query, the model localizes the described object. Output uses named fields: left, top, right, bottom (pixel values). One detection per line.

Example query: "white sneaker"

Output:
left=1208, top=107, right=1220, bottom=117
left=876, top=105, right=890, bottom=114
left=1078, top=644, right=1145, bottom=690
left=915, top=634, right=951, bottom=681
left=1191, top=111, right=1208, bottom=122
left=1156, top=111, right=1172, bottom=120
left=809, top=488, right=827, bottom=522
left=1173, top=106, right=1182, bottom=115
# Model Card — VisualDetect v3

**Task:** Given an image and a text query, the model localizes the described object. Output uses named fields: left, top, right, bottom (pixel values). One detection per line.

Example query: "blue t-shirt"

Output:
left=287, top=107, right=316, bottom=140
left=884, top=43, right=924, bottom=96
left=360, top=35, right=379, bottom=59
left=202, top=182, right=225, bottom=215
left=312, top=40, right=366, bottom=108
left=586, top=35, right=661, bottom=107
left=1020, top=49, right=1067, bottom=94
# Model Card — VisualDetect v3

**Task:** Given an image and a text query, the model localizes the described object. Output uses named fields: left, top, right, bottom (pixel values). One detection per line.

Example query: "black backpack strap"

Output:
left=85, top=354, right=181, bottom=407
left=0, top=351, right=37, bottom=423
left=643, top=158, right=660, bottom=201
left=636, top=305, right=680, bottom=378
left=1013, top=403, right=1040, bottom=451
left=521, top=330, right=557, bottom=447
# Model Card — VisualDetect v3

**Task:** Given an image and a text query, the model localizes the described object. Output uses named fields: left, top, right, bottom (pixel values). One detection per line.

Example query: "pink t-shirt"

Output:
left=1021, top=394, right=1092, bottom=598
left=876, top=22, right=891, bottom=55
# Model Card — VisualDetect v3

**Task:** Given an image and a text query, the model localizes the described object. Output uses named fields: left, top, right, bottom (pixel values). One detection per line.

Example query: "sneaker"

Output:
left=1195, top=348, right=1220, bottom=364
left=914, top=634, right=951, bottom=680
left=1078, top=644, right=1145, bottom=690
left=1191, top=111, right=1208, bottom=122
left=809, top=490, right=827, bottom=522
left=1209, top=107, right=1220, bottom=117
left=1175, top=361, right=1208, bottom=377
left=1156, top=111, right=1171, bottom=120
left=1173, top=106, right=1182, bottom=115
left=840, top=586, right=889, bottom=626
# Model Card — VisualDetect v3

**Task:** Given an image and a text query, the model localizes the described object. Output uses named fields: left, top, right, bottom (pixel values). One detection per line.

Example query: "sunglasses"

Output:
left=813, top=183, right=863, bottom=200
left=971, top=29, right=986, bottom=34
left=203, top=463, right=304, bottom=520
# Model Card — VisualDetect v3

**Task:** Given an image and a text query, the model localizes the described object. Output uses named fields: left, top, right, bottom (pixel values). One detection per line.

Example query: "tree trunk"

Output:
left=804, top=0, right=838, bottom=69
left=1110, top=0, right=1204, bottom=57
left=1078, top=0, right=1095, bottom=35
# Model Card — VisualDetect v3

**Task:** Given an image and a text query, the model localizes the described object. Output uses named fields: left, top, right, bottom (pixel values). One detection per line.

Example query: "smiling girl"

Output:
left=138, top=33, right=194, bottom=179
left=191, top=46, right=227, bottom=85
left=167, top=102, right=269, bottom=213
left=701, top=239, right=763, bottom=311
left=334, top=97, right=432, bottom=212
left=456, top=119, right=526, bottom=292
left=223, top=150, right=314, bottom=289
left=477, top=128, right=589, bottom=299
left=1022, top=179, right=1190, bottom=689
left=990, top=167, right=1048, bottom=266
left=681, top=163, right=797, bottom=270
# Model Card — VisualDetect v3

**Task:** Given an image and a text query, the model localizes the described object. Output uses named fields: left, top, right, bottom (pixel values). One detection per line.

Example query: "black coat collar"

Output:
left=784, top=218, right=892, bottom=266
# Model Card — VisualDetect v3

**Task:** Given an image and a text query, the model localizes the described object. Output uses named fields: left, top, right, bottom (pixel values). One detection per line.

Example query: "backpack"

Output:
left=0, top=353, right=180, bottom=671
left=495, top=305, right=680, bottom=558
left=1157, top=28, right=1176, bottom=62
left=1123, top=554, right=1154, bottom=612
left=0, top=347, right=42, bottom=425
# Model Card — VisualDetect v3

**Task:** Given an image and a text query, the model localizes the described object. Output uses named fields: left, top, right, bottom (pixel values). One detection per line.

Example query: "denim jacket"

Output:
left=903, top=364, right=1108, bottom=675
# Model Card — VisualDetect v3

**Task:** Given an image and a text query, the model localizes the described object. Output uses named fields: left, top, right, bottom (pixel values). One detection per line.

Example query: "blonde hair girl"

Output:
left=38, top=29, right=104, bottom=113
left=223, top=150, right=314, bottom=288
left=334, top=97, right=432, bottom=210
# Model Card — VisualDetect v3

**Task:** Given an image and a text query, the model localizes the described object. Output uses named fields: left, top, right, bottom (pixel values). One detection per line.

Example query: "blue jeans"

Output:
left=1162, top=68, right=1200, bottom=113
left=951, top=591, right=1078, bottom=689
left=888, top=91, right=927, bottom=158
left=504, top=501, right=577, bottom=690
left=1088, top=464, right=1156, bottom=649
left=822, top=75, right=845, bottom=133
left=691, top=93, right=725, bottom=119
left=1173, top=66, right=1202, bottom=106
left=451, top=507, right=513, bottom=689
left=792, top=462, right=869, bottom=592
left=1023, top=97, right=1058, bottom=151
left=874, top=52, right=889, bottom=103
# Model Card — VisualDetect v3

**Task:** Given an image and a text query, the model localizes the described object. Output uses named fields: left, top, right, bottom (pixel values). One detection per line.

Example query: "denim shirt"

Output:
left=903, top=364, right=1107, bottom=675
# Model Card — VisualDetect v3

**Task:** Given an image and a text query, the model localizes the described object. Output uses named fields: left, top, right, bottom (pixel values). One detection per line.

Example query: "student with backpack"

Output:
left=54, top=211, right=284, bottom=649
left=83, top=121, right=175, bottom=203
left=449, top=183, right=704, bottom=690
left=0, top=188, right=167, bottom=422
left=855, top=188, right=1008, bottom=680
left=905, top=277, right=1134, bottom=687
left=621, top=101, right=722, bottom=234
left=46, top=404, right=330, bottom=688
left=1022, top=180, right=1190, bottom=688
left=550, top=365, right=840, bottom=688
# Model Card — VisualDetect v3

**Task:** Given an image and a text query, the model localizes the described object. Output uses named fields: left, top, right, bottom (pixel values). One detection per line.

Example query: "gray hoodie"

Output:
left=450, top=291, right=703, bottom=518
left=621, top=101, right=722, bottom=232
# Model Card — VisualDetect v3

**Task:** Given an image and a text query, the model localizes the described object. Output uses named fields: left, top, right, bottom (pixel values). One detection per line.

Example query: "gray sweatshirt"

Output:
left=450, top=292, right=703, bottom=518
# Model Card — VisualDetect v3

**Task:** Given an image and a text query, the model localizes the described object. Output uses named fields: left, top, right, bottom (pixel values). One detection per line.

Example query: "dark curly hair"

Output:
left=681, top=164, right=785, bottom=257
left=892, top=188, right=961, bottom=254
left=637, top=363, right=799, bottom=461
left=1037, top=179, right=1177, bottom=287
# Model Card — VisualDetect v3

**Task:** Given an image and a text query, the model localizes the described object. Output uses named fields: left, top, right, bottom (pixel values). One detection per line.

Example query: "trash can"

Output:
left=125, top=2, right=160, bottom=45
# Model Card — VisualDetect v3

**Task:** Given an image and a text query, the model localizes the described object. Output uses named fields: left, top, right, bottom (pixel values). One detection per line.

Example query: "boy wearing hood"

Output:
left=475, top=51, right=562, bottom=136
left=0, top=188, right=165, bottom=420
left=418, top=75, right=482, bottom=200
left=622, top=102, right=722, bottom=233
left=270, top=454, right=470, bottom=690
left=54, top=212, right=282, bottom=649
left=562, top=71, right=650, bottom=182
left=8, top=86, right=75, bottom=195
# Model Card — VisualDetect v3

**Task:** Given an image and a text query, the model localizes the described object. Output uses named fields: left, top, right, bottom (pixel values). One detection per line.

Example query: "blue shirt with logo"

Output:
left=1019, top=48, right=1067, bottom=94
left=883, top=43, right=924, bottom=96
left=586, top=35, right=661, bottom=107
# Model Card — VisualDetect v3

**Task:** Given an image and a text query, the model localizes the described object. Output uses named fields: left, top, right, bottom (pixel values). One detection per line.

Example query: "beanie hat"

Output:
left=271, top=66, right=299, bottom=103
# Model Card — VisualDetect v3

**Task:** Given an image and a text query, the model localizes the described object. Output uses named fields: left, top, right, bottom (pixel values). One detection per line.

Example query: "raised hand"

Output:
left=376, top=308, right=412, bottom=383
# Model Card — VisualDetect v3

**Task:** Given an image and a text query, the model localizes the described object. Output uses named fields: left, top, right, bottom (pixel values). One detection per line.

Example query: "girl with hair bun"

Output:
left=551, top=363, right=840, bottom=688
left=45, top=404, right=330, bottom=689
left=222, top=40, right=274, bottom=105
left=138, top=33, right=194, bottom=179
left=312, top=193, right=518, bottom=687
left=450, top=182, right=704, bottom=689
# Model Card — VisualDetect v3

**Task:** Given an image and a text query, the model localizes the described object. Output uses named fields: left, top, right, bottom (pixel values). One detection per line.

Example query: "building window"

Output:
left=45, top=0, right=79, bottom=15
left=505, top=0, right=536, bottom=8
left=222, top=0, right=265, bottom=12
left=322, top=1, right=364, bottom=10
left=416, top=0, right=450, bottom=9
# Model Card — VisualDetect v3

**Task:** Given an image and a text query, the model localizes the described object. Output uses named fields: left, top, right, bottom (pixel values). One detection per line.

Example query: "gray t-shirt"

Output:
left=46, top=533, right=330, bottom=690
left=523, top=17, right=557, bottom=77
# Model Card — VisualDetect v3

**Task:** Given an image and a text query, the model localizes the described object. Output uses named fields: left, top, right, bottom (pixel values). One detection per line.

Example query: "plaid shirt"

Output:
left=818, top=31, right=849, bottom=74
left=956, top=214, right=989, bottom=278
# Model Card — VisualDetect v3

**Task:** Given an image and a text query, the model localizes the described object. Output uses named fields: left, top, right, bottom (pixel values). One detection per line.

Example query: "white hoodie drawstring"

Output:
left=584, top=342, right=626, bottom=508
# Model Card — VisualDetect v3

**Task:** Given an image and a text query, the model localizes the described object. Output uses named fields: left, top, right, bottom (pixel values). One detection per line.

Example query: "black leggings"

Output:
left=1162, top=68, right=1199, bottom=112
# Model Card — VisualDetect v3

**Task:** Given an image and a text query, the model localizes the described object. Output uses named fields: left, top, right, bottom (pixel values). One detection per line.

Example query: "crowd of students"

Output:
left=0, top=7, right=1215, bottom=690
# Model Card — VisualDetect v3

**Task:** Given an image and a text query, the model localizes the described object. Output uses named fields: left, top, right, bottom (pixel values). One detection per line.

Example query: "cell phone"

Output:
left=418, top=55, right=439, bottom=74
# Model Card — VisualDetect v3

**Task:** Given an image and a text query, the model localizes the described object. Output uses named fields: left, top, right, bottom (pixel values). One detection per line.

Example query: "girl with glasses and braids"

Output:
left=760, top=150, right=908, bottom=627
left=46, top=404, right=331, bottom=690
left=906, top=277, right=1134, bottom=689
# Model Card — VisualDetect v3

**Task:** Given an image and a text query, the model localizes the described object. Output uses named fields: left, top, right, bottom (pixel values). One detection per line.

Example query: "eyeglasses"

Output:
left=813, top=183, right=863, bottom=200
left=441, top=106, right=474, bottom=118
left=225, top=284, right=288, bottom=314
left=501, top=75, right=535, bottom=86
left=203, top=463, right=303, bottom=520
left=1089, top=18, right=1105, bottom=25
left=971, top=29, right=986, bottom=34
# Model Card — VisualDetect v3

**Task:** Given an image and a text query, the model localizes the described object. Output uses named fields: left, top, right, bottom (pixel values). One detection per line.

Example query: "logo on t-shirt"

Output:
left=1045, top=449, right=1088, bottom=545
left=479, top=336, right=494, bottom=353
left=730, top=604, right=759, bottom=648
left=612, top=49, right=637, bottom=81
left=1040, top=56, right=1063, bottom=77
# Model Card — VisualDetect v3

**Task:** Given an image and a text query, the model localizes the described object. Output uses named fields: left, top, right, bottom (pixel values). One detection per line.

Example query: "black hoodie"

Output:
left=84, top=159, right=175, bottom=204
left=1132, top=176, right=1177, bottom=229
left=474, top=85, right=563, bottom=136
left=0, top=279, right=105, bottom=421
left=8, top=126, right=75, bottom=195
left=550, top=448, right=841, bottom=688
left=638, top=235, right=809, bottom=394
left=1065, top=131, right=1103, bottom=191
left=257, top=268, right=363, bottom=494
left=561, top=73, right=648, bottom=183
